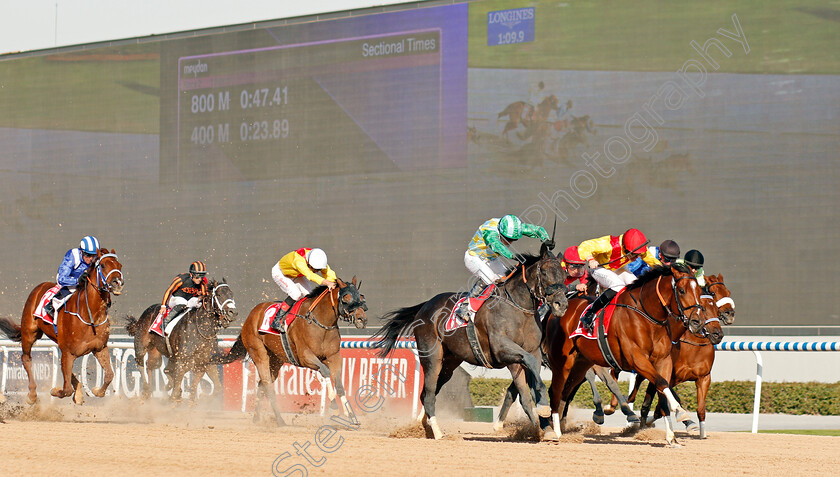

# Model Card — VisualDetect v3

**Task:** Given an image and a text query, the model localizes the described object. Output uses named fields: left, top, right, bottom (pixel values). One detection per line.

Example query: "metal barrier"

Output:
left=714, top=341, right=840, bottom=433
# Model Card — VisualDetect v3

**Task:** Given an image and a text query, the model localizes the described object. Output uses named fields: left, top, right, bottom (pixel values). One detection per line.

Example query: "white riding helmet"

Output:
left=307, top=248, right=328, bottom=270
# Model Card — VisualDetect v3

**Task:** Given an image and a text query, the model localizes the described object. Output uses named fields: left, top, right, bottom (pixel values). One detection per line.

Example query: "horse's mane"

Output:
left=305, top=284, right=330, bottom=299
left=626, top=263, right=692, bottom=291
left=510, top=253, right=542, bottom=272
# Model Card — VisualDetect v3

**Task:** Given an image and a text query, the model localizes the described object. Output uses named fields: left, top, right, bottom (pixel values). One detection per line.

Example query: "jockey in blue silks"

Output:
left=43, top=235, right=100, bottom=317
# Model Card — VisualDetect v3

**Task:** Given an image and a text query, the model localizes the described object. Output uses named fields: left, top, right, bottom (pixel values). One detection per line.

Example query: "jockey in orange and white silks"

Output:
left=577, top=228, right=662, bottom=332
left=460, top=215, right=550, bottom=320
left=270, top=248, right=337, bottom=329
left=158, top=261, right=209, bottom=329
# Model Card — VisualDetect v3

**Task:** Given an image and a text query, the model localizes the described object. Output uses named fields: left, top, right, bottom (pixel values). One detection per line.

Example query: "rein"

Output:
left=296, top=289, right=339, bottom=331
left=194, top=283, right=235, bottom=341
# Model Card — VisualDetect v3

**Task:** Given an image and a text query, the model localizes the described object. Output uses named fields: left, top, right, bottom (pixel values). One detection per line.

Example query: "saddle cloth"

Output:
left=570, top=287, right=627, bottom=340
left=444, top=284, right=496, bottom=332
left=258, top=298, right=308, bottom=336
left=34, top=285, right=62, bottom=325
left=149, top=308, right=173, bottom=337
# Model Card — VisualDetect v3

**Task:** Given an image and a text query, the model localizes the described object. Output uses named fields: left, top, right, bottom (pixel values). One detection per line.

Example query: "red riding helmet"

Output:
left=563, top=246, right=585, bottom=265
left=622, top=228, right=649, bottom=255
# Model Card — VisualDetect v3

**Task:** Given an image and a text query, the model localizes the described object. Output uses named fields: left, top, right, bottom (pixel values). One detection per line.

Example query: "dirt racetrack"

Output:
left=2, top=400, right=839, bottom=476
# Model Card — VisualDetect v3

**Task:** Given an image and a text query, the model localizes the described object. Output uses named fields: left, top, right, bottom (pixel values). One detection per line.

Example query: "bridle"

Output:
left=499, top=257, right=566, bottom=314
left=617, top=273, right=706, bottom=338
left=66, top=253, right=122, bottom=330
left=195, top=282, right=236, bottom=340
left=706, top=281, right=735, bottom=311
left=297, top=284, right=368, bottom=331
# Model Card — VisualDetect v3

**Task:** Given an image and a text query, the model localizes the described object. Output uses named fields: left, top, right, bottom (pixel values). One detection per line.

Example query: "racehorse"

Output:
left=603, top=273, right=735, bottom=414
left=125, top=278, right=237, bottom=401
left=706, top=274, right=734, bottom=324
left=373, top=243, right=568, bottom=439
left=212, top=277, right=367, bottom=425
left=545, top=264, right=707, bottom=446
left=630, top=289, right=726, bottom=439
left=498, top=94, right=560, bottom=138
left=0, top=249, right=124, bottom=404
left=551, top=115, right=597, bottom=160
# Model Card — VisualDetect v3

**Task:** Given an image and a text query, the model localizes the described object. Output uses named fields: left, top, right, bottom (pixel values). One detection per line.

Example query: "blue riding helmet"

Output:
left=80, top=235, right=100, bottom=255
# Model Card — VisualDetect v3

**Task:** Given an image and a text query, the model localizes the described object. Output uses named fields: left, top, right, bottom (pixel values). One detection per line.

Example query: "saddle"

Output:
left=571, top=288, right=627, bottom=340
left=259, top=298, right=308, bottom=336
left=34, top=285, right=62, bottom=325
left=445, top=284, right=496, bottom=332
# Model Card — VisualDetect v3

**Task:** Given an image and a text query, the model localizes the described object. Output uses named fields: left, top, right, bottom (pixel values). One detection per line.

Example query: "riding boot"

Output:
left=457, top=281, right=486, bottom=321
left=271, top=296, right=296, bottom=331
left=163, top=304, right=187, bottom=333
left=44, top=287, right=70, bottom=317
left=580, top=288, right=617, bottom=333
left=43, top=301, right=55, bottom=317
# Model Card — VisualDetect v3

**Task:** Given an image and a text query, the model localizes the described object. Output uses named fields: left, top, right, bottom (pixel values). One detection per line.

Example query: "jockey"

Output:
left=159, top=261, right=208, bottom=329
left=459, top=214, right=551, bottom=320
left=626, top=239, right=681, bottom=278
left=677, top=249, right=706, bottom=287
left=577, top=228, right=662, bottom=333
left=270, top=247, right=337, bottom=330
left=43, top=235, right=100, bottom=317
left=561, top=245, right=590, bottom=294
left=525, top=80, right=545, bottom=121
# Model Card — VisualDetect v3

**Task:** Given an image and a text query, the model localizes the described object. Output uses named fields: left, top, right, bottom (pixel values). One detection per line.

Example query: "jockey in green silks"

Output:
left=458, top=214, right=550, bottom=320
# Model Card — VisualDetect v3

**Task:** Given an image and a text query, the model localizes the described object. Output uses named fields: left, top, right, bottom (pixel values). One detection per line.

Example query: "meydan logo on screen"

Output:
left=487, top=7, right=534, bottom=29
left=183, top=60, right=209, bottom=77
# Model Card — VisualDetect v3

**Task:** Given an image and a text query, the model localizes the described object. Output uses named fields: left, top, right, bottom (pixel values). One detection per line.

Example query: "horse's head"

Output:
left=543, top=94, right=560, bottom=112
left=698, top=295, right=725, bottom=345
left=207, top=278, right=238, bottom=328
left=663, top=263, right=706, bottom=334
left=336, top=276, right=368, bottom=329
left=94, top=248, right=124, bottom=295
left=522, top=242, right=568, bottom=317
left=706, top=273, right=735, bottom=325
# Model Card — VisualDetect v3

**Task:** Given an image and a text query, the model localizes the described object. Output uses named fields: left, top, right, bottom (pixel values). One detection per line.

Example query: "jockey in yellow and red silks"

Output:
left=577, top=228, right=661, bottom=333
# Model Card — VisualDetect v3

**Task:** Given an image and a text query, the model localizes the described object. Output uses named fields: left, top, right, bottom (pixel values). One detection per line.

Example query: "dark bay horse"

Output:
left=213, top=277, right=367, bottom=425
left=374, top=244, right=568, bottom=439
left=545, top=264, right=707, bottom=446
left=125, top=278, right=237, bottom=401
left=0, top=249, right=124, bottom=404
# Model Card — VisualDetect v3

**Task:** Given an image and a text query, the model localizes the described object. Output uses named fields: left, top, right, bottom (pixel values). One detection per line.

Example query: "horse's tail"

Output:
left=125, top=315, right=141, bottom=337
left=0, top=317, right=22, bottom=342
left=210, top=336, right=247, bottom=365
left=371, top=302, right=426, bottom=358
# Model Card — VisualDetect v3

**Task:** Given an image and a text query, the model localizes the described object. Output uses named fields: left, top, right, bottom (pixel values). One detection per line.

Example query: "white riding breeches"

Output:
left=591, top=267, right=637, bottom=292
left=167, top=296, right=201, bottom=310
left=51, top=287, right=76, bottom=311
left=272, top=263, right=316, bottom=301
left=464, top=251, right=509, bottom=286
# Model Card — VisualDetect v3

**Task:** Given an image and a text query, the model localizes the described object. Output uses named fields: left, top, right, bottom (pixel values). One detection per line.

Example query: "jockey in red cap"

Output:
left=576, top=228, right=662, bottom=333
left=562, top=245, right=590, bottom=294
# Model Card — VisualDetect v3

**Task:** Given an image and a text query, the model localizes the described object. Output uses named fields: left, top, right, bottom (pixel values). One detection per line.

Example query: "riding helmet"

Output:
left=80, top=235, right=100, bottom=255
left=658, top=240, right=681, bottom=261
left=683, top=250, right=704, bottom=268
left=307, top=248, right=328, bottom=270
left=622, top=228, right=649, bottom=255
left=190, top=261, right=207, bottom=276
left=563, top=246, right=586, bottom=265
left=498, top=215, right=523, bottom=240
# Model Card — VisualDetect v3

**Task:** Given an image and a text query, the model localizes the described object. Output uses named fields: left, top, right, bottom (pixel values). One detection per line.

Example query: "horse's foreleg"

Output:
left=491, top=338, right=550, bottom=418
left=51, top=349, right=76, bottom=399
left=144, top=351, right=162, bottom=400
left=603, top=368, right=620, bottom=414
left=585, top=368, right=605, bottom=424
left=594, top=366, right=639, bottom=424
left=494, top=365, right=522, bottom=431
left=91, top=347, right=114, bottom=398
left=20, top=344, right=38, bottom=404
left=627, top=372, right=645, bottom=403
left=168, top=362, right=187, bottom=403
left=323, top=352, right=349, bottom=416
left=206, top=366, right=222, bottom=396
left=696, top=374, right=711, bottom=438
left=418, top=346, right=444, bottom=439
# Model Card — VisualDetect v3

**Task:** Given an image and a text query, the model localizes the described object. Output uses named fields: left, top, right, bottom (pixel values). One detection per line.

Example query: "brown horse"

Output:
left=0, top=249, right=124, bottom=404
left=706, top=274, right=735, bottom=324
left=630, top=286, right=728, bottom=439
left=374, top=244, right=568, bottom=439
left=498, top=94, right=560, bottom=138
left=212, top=277, right=367, bottom=425
left=545, top=264, right=707, bottom=446
left=125, top=278, right=237, bottom=401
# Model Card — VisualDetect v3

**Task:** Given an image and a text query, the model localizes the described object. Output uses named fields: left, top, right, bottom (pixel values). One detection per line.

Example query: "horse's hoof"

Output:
left=685, top=420, right=699, bottom=432
left=543, top=429, right=559, bottom=441
left=26, top=395, right=37, bottom=405
left=602, top=405, right=616, bottom=416
left=50, top=387, right=67, bottom=398
left=536, top=404, right=551, bottom=418
left=493, top=421, right=504, bottom=432
left=675, top=409, right=692, bottom=423
left=92, top=386, right=107, bottom=398
left=626, top=413, right=640, bottom=424
left=592, top=411, right=605, bottom=425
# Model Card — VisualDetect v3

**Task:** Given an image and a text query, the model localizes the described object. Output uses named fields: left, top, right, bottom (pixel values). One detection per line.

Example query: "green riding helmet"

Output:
left=498, top=214, right=523, bottom=240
